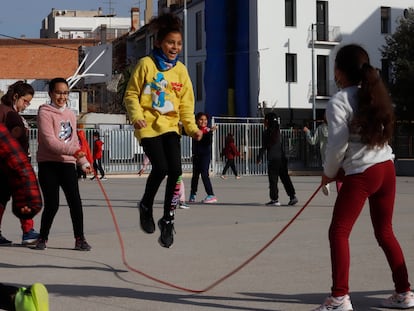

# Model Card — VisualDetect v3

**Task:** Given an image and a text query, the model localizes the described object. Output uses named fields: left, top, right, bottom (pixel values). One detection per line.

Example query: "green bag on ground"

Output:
left=14, top=283, right=49, bottom=311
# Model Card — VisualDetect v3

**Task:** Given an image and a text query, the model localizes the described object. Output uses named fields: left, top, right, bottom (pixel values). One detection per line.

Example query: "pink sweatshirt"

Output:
left=37, top=104, right=88, bottom=167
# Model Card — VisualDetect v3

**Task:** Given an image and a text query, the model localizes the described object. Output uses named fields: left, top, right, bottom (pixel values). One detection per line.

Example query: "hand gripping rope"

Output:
left=95, top=178, right=322, bottom=294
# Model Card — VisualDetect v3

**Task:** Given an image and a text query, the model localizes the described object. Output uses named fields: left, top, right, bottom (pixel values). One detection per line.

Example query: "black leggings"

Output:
left=141, top=133, right=182, bottom=220
left=38, top=162, right=85, bottom=240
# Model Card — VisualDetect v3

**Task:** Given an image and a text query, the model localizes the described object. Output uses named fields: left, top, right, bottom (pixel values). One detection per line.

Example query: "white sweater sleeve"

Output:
left=323, top=92, right=351, bottom=178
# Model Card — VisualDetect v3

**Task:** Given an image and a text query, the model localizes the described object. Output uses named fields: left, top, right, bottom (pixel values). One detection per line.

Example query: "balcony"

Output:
left=307, top=25, right=342, bottom=47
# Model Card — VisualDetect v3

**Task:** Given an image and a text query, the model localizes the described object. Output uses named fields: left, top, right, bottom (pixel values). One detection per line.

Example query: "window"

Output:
left=196, top=11, right=202, bottom=50
left=196, top=62, right=203, bottom=101
left=286, top=53, right=297, bottom=82
left=317, top=55, right=329, bottom=96
left=381, top=7, right=391, bottom=34
left=285, top=0, right=296, bottom=27
left=316, top=1, right=328, bottom=41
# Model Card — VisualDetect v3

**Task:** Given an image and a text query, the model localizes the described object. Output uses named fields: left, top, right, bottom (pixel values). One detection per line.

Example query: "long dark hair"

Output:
left=335, top=44, right=394, bottom=147
left=1, top=81, right=34, bottom=106
left=264, top=112, right=280, bottom=146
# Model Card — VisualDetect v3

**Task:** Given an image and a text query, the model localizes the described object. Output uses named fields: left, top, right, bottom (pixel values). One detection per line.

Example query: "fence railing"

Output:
left=28, top=122, right=413, bottom=175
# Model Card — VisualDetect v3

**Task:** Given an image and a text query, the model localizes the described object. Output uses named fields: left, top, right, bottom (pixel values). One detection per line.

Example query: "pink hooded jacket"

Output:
left=37, top=104, right=89, bottom=167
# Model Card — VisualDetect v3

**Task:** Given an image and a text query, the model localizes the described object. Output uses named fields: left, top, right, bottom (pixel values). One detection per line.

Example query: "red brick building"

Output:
left=0, top=38, right=99, bottom=79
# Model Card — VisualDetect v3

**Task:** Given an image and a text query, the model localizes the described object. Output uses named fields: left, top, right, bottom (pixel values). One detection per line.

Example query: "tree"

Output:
left=381, top=8, right=414, bottom=123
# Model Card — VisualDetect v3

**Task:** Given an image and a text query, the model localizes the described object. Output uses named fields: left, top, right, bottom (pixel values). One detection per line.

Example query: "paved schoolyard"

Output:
left=1, top=175, right=413, bottom=310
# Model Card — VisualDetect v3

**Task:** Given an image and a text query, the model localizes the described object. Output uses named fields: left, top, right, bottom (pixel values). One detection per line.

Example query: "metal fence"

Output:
left=28, top=118, right=323, bottom=175
left=26, top=117, right=414, bottom=175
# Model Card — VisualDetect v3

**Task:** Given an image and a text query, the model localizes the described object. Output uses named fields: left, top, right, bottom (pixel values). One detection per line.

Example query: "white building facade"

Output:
left=180, top=0, right=412, bottom=123
left=249, top=0, right=412, bottom=123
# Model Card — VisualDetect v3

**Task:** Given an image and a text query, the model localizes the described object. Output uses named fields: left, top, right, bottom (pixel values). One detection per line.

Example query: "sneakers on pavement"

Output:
left=99, top=177, right=107, bottom=181
left=35, top=238, right=47, bottom=250
left=236, top=175, right=241, bottom=179
left=311, top=295, right=353, bottom=311
left=220, top=175, right=227, bottom=179
left=265, top=200, right=281, bottom=206
left=75, top=237, right=92, bottom=251
left=382, top=291, right=414, bottom=309
left=158, top=218, right=175, bottom=248
left=322, top=184, right=330, bottom=196
left=179, top=201, right=190, bottom=209
left=0, top=231, right=12, bottom=246
left=188, top=194, right=196, bottom=203
left=22, top=229, right=40, bottom=245
left=139, top=202, right=155, bottom=233
left=15, top=282, right=49, bottom=311
left=203, top=195, right=217, bottom=203
left=288, top=196, right=298, bottom=206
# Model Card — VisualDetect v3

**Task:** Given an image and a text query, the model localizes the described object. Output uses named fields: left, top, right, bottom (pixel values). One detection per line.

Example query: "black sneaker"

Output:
left=0, top=231, right=12, bottom=246
left=158, top=218, right=175, bottom=248
left=139, top=202, right=155, bottom=233
left=288, top=196, right=298, bottom=206
left=75, top=237, right=92, bottom=251
left=35, top=238, right=47, bottom=250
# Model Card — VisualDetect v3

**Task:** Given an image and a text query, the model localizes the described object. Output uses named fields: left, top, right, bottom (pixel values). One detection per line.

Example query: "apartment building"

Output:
left=40, top=7, right=131, bottom=41
left=160, top=0, right=412, bottom=124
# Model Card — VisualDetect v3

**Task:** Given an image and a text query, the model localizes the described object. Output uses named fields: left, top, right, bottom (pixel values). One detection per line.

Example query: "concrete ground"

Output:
left=1, top=175, right=413, bottom=311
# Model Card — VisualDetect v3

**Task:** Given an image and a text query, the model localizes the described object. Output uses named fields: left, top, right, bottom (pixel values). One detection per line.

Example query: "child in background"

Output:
left=189, top=112, right=217, bottom=204
left=76, top=129, right=93, bottom=180
left=221, top=133, right=241, bottom=179
left=124, top=13, right=202, bottom=248
left=257, top=112, right=297, bottom=206
left=91, top=131, right=106, bottom=181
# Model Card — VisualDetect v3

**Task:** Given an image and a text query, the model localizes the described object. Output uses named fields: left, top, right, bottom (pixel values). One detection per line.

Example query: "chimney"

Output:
left=130, top=7, right=140, bottom=32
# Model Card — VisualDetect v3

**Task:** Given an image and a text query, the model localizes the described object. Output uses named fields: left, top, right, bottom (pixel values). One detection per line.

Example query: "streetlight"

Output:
left=311, top=23, right=316, bottom=131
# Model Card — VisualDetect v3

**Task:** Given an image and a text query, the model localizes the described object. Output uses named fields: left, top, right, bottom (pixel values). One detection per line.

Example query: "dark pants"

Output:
left=38, top=162, right=85, bottom=240
left=93, top=158, right=105, bottom=178
left=279, top=155, right=296, bottom=198
left=222, top=159, right=238, bottom=176
left=141, top=133, right=182, bottom=220
left=191, top=154, right=214, bottom=196
left=268, top=160, right=281, bottom=200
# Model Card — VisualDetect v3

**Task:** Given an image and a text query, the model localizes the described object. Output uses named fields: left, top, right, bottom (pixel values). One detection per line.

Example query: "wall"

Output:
left=0, top=39, right=99, bottom=80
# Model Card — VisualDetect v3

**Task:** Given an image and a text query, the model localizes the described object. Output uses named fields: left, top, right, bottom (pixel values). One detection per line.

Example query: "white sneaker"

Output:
left=322, top=184, right=330, bottom=196
left=382, top=291, right=414, bottom=309
left=311, top=295, right=353, bottom=311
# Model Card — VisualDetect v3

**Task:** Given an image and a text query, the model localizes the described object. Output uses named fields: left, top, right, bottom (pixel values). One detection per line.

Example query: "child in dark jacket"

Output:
left=189, top=112, right=217, bottom=203
left=221, top=133, right=241, bottom=179
left=257, top=112, right=297, bottom=206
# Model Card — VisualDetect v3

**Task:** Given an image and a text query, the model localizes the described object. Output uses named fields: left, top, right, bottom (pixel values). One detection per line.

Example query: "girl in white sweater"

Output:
left=312, top=44, right=414, bottom=311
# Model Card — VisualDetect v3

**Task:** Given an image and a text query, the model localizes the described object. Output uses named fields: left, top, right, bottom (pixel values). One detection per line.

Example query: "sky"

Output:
left=0, top=0, right=152, bottom=39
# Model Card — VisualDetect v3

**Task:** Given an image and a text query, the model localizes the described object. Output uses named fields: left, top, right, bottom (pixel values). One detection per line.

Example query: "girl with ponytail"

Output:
left=312, top=44, right=414, bottom=311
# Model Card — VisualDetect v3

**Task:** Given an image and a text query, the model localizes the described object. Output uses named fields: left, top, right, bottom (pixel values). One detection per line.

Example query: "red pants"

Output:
left=329, top=160, right=411, bottom=296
